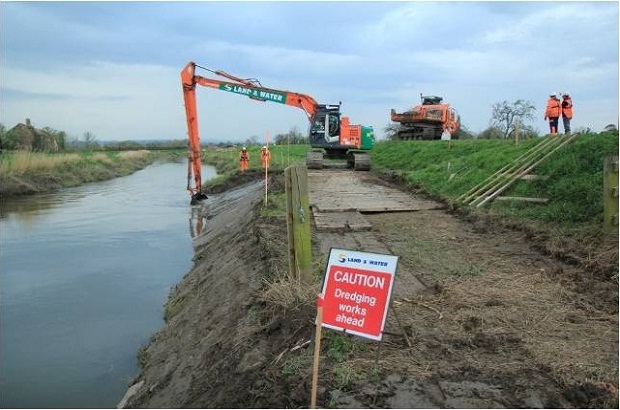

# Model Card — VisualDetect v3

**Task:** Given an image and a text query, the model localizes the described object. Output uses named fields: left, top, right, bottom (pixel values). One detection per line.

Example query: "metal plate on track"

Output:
left=308, top=170, right=443, bottom=231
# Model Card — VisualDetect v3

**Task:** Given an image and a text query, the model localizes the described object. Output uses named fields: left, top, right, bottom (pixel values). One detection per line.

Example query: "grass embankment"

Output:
left=372, top=133, right=618, bottom=225
left=0, top=150, right=160, bottom=197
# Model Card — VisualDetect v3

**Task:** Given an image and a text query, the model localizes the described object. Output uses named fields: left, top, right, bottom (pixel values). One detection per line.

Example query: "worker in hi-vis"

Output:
left=561, top=92, right=573, bottom=135
left=260, top=146, right=271, bottom=169
left=544, top=93, right=562, bottom=135
left=239, top=146, right=249, bottom=172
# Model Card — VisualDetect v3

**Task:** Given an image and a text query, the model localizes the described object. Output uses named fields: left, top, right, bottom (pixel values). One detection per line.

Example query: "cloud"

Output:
left=1, top=1, right=617, bottom=140
left=2, top=62, right=182, bottom=139
left=193, top=39, right=361, bottom=80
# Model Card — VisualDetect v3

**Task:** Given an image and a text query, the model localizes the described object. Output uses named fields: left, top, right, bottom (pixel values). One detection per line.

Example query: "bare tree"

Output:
left=383, top=123, right=400, bottom=141
left=83, top=131, right=98, bottom=148
left=274, top=127, right=306, bottom=145
left=491, top=100, right=536, bottom=139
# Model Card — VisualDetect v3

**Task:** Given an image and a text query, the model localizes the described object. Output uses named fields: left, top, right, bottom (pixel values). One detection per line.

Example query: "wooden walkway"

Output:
left=307, top=170, right=442, bottom=231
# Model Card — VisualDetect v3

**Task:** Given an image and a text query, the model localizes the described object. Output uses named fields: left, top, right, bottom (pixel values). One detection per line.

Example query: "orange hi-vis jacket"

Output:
left=545, top=97, right=562, bottom=119
left=260, top=148, right=271, bottom=168
left=562, top=97, right=573, bottom=119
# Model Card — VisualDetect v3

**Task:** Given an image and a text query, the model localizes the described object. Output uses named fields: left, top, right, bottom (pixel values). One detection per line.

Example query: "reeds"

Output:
left=1, top=151, right=81, bottom=176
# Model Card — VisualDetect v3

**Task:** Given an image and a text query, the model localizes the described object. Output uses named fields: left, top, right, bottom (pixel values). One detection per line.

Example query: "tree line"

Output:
left=385, top=99, right=618, bottom=140
left=2, top=101, right=617, bottom=153
left=0, top=121, right=191, bottom=153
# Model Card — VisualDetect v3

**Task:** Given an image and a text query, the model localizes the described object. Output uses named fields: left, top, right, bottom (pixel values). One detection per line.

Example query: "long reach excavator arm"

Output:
left=181, top=61, right=321, bottom=203
left=181, top=61, right=374, bottom=203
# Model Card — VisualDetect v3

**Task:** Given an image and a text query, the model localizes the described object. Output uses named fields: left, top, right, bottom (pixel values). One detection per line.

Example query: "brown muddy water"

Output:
left=0, top=161, right=216, bottom=408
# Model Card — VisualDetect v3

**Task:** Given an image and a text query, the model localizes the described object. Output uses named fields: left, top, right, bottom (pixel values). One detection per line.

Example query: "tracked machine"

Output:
left=391, top=94, right=460, bottom=140
left=181, top=61, right=374, bottom=203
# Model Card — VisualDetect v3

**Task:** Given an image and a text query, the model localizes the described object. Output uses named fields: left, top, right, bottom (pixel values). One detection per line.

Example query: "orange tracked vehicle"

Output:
left=181, top=61, right=374, bottom=203
left=391, top=95, right=460, bottom=140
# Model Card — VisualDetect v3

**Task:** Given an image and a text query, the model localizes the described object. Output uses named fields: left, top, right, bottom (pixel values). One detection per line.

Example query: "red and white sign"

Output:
left=319, top=248, right=398, bottom=341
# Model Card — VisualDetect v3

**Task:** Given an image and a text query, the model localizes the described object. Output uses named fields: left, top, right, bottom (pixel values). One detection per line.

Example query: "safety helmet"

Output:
left=242, top=146, right=247, bottom=150
left=262, top=146, right=267, bottom=149
left=550, top=92, right=556, bottom=97
left=562, top=91, right=570, bottom=96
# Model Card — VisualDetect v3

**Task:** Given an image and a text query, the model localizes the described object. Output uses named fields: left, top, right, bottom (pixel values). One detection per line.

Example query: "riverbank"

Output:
left=121, top=170, right=618, bottom=408
left=0, top=150, right=167, bottom=197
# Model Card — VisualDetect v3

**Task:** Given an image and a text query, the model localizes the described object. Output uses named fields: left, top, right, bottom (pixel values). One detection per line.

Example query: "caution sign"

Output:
left=320, top=248, right=398, bottom=341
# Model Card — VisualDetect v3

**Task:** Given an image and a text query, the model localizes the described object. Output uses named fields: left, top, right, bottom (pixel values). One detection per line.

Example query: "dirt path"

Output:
left=121, top=170, right=618, bottom=409
left=308, top=170, right=618, bottom=408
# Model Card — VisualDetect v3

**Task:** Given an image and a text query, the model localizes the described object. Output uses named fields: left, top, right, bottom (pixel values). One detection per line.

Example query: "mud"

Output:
left=121, top=171, right=618, bottom=409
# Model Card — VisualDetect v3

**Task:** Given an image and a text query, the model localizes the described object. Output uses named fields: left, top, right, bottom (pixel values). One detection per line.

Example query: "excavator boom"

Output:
left=181, top=61, right=374, bottom=203
left=181, top=61, right=321, bottom=203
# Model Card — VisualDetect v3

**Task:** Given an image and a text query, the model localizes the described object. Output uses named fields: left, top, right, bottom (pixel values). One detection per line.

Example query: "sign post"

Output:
left=310, top=295, right=324, bottom=409
left=310, top=248, right=398, bottom=407
left=264, top=130, right=269, bottom=205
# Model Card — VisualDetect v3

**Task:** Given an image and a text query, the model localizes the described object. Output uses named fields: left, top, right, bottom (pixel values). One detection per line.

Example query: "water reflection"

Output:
left=189, top=203, right=208, bottom=238
left=1, top=189, right=87, bottom=220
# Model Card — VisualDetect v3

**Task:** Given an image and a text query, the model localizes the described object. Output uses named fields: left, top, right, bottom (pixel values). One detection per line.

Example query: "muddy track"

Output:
left=120, top=170, right=618, bottom=409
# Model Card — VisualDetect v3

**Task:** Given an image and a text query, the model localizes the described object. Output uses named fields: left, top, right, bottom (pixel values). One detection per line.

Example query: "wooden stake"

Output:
left=311, top=296, right=324, bottom=409
left=476, top=134, right=578, bottom=207
left=265, top=130, right=269, bottom=205
left=603, top=155, right=619, bottom=233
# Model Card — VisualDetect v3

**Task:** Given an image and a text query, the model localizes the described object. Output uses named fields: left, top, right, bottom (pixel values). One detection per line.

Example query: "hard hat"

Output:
left=242, top=146, right=246, bottom=150
left=550, top=92, right=556, bottom=97
left=262, top=146, right=267, bottom=149
left=562, top=91, right=570, bottom=96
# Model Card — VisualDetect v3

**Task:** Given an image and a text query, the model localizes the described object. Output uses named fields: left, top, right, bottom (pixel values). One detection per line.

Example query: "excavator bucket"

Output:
left=190, top=192, right=208, bottom=205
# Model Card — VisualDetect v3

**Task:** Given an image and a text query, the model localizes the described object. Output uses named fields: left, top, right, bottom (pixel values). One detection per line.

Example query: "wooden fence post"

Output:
left=285, top=165, right=313, bottom=284
left=603, top=156, right=619, bottom=234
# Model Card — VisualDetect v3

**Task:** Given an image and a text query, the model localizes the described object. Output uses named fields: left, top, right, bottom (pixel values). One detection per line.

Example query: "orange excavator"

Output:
left=181, top=61, right=374, bottom=203
left=390, top=95, right=460, bottom=140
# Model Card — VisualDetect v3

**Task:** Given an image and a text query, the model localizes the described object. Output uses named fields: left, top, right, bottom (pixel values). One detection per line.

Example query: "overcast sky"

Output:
left=1, top=1, right=618, bottom=142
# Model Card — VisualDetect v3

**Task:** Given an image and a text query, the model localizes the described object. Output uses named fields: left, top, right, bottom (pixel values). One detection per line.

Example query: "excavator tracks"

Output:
left=306, top=150, right=324, bottom=169
left=352, top=152, right=370, bottom=171
left=306, top=150, right=371, bottom=171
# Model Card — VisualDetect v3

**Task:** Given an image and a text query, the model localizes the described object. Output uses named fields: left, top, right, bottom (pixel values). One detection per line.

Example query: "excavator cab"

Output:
left=306, top=104, right=374, bottom=170
left=422, top=95, right=443, bottom=105
left=309, top=104, right=342, bottom=145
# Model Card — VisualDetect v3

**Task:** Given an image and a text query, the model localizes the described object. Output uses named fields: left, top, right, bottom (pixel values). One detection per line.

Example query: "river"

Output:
left=0, top=161, right=216, bottom=408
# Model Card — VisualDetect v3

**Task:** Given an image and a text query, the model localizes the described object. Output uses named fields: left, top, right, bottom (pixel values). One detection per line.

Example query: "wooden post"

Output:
left=310, top=297, right=324, bottom=409
left=264, top=130, right=269, bottom=206
left=285, top=167, right=296, bottom=279
left=285, top=165, right=313, bottom=284
left=603, top=156, right=619, bottom=233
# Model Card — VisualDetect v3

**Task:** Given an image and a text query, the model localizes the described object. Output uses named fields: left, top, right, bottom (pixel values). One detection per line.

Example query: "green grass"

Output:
left=260, top=191, right=287, bottom=217
left=280, top=354, right=312, bottom=376
left=371, top=132, right=618, bottom=230
left=203, top=144, right=308, bottom=175
left=324, top=332, right=367, bottom=362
